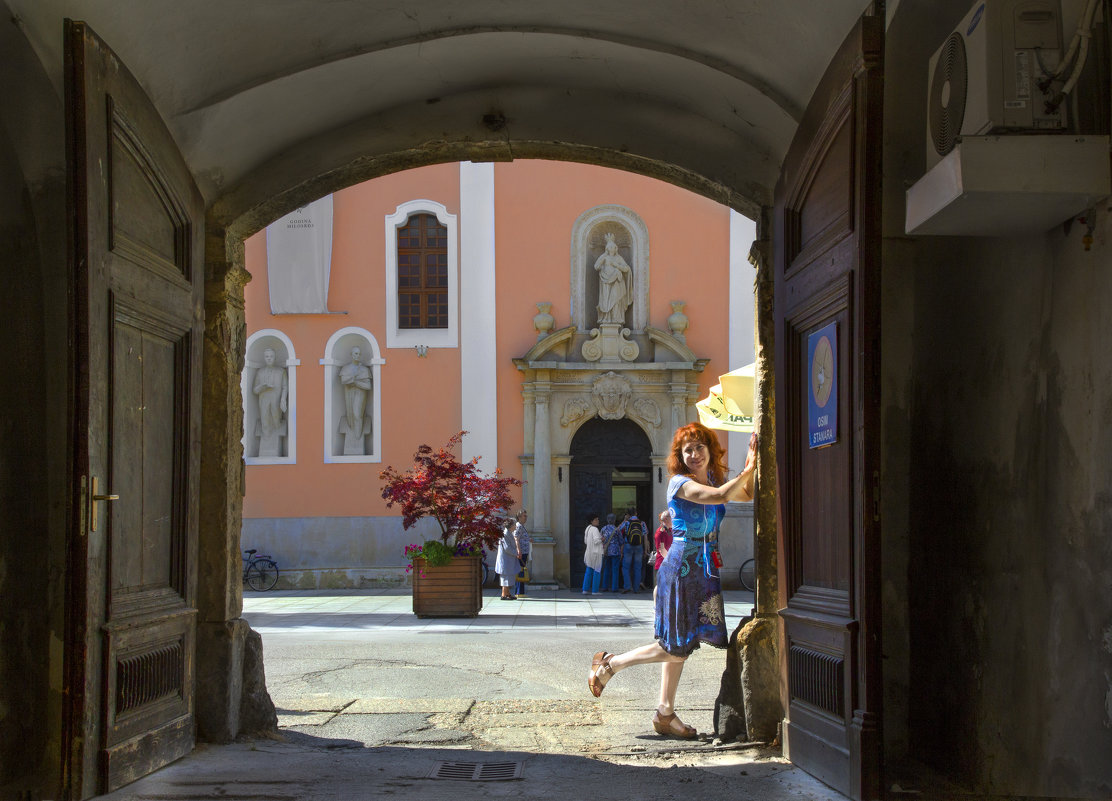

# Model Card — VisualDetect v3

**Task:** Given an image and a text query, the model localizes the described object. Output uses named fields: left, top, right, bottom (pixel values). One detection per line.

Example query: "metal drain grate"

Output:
left=429, top=760, right=523, bottom=781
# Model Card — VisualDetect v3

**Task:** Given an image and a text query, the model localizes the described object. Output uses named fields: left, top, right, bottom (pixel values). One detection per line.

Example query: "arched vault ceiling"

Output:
left=10, top=0, right=872, bottom=213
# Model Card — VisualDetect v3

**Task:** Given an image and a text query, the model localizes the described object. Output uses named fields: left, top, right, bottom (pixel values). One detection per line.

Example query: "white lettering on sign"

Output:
left=817, top=415, right=829, bottom=426
left=811, top=429, right=835, bottom=446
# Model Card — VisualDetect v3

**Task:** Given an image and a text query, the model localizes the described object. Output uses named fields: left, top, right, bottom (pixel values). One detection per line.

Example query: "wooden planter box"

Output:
left=411, top=554, right=482, bottom=618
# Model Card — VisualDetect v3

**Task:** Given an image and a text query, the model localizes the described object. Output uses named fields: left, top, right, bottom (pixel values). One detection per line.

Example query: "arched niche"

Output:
left=571, top=205, right=650, bottom=332
left=321, top=327, right=385, bottom=462
left=242, top=330, right=299, bottom=464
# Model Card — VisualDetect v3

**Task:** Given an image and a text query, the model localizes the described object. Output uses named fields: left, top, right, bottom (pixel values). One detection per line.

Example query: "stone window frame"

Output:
left=385, top=199, right=458, bottom=349
left=242, top=329, right=299, bottom=465
left=321, top=326, right=385, bottom=463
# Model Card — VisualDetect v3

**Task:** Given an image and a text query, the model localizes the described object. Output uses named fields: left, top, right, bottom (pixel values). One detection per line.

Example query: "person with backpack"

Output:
left=619, top=508, right=647, bottom=593
left=600, top=513, right=622, bottom=592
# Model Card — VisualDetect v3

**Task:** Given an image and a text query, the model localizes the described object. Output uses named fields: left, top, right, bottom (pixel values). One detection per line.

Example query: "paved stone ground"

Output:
left=94, top=588, right=854, bottom=801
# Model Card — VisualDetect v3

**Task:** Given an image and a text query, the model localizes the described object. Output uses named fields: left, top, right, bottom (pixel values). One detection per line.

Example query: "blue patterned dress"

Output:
left=654, top=474, right=727, bottom=656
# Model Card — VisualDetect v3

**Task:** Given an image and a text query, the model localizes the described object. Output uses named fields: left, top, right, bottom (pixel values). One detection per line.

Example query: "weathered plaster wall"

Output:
left=885, top=1, right=1112, bottom=794
left=0, top=10, right=67, bottom=796
left=901, top=230, right=1112, bottom=797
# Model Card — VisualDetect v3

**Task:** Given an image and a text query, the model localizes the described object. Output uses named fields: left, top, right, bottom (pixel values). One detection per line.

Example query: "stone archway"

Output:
left=195, top=150, right=773, bottom=743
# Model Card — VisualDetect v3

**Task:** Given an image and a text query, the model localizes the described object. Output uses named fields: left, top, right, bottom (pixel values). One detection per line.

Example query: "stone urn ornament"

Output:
left=533, top=302, right=555, bottom=341
left=667, top=300, right=689, bottom=342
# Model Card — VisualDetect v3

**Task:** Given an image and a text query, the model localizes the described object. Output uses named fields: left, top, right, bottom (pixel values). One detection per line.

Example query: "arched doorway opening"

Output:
left=568, top=418, right=652, bottom=589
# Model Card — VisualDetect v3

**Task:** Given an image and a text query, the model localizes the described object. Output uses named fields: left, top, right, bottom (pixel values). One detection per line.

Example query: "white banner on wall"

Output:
left=266, top=194, right=334, bottom=314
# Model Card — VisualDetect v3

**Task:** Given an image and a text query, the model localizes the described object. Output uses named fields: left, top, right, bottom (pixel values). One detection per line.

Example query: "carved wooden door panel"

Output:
left=64, top=20, right=203, bottom=799
left=773, top=14, right=883, bottom=801
left=569, top=467, right=610, bottom=587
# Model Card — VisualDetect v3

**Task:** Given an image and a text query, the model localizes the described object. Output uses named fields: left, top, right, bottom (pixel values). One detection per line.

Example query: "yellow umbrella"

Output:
left=696, top=362, right=755, bottom=432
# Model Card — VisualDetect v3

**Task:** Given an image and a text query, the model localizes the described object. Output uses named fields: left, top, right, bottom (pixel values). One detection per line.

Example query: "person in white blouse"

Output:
left=581, top=514, right=605, bottom=595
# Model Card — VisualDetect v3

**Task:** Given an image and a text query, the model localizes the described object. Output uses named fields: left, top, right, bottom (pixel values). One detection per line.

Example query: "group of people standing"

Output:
left=582, top=507, right=671, bottom=595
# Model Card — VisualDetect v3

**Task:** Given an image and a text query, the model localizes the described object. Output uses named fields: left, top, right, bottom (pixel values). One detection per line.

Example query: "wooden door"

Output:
left=64, top=20, right=203, bottom=799
left=773, top=14, right=883, bottom=801
left=568, top=418, right=652, bottom=586
left=569, top=467, right=610, bottom=587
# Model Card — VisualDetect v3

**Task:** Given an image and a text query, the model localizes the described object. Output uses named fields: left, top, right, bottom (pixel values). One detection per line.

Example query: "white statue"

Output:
left=338, top=345, right=372, bottom=455
left=253, top=348, right=288, bottom=457
left=593, top=232, right=633, bottom=325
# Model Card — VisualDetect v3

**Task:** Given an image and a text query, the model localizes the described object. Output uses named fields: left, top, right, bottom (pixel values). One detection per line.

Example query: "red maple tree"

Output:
left=379, top=431, right=523, bottom=552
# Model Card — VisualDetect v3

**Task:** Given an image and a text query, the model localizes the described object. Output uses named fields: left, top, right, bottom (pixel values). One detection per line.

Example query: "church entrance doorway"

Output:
left=568, top=418, right=652, bottom=589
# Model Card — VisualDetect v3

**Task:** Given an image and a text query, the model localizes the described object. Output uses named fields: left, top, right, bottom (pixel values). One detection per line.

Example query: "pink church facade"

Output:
left=242, top=160, right=755, bottom=588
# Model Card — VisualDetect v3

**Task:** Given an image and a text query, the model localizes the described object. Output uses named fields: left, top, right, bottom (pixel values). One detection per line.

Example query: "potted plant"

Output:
left=380, top=431, right=522, bottom=617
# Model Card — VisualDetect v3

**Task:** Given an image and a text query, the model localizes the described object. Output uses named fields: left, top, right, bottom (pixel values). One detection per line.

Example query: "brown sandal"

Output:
left=652, top=710, right=697, bottom=739
left=588, top=651, right=614, bottom=697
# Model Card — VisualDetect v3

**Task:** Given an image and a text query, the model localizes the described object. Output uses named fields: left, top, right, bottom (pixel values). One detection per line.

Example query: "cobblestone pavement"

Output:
left=94, top=588, right=852, bottom=801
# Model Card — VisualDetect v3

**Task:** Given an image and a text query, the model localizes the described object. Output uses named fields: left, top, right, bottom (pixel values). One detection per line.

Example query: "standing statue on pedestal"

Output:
left=253, top=347, right=288, bottom=457
left=594, top=232, right=633, bottom=325
left=338, top=345, right=372, bottom=455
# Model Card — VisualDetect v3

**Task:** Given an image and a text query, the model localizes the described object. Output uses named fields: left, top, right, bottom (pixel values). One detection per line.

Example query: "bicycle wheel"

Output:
left=481, top=560, right=490, bottom=588
left=738, top=558, right=756, bottom=592
left=246, top=558, right=279, bottom=591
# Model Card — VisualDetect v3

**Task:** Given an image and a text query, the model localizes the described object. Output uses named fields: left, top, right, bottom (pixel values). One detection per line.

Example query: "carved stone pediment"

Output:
left=645, top=326, right=699, bottom=363
left=518, top=325, right=577, bottom=363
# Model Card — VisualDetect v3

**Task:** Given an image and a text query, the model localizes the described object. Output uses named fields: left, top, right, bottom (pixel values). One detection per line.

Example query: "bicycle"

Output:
left=738, top=557, right=756, bottom=592
left=243, top=548, right=280, bottom=591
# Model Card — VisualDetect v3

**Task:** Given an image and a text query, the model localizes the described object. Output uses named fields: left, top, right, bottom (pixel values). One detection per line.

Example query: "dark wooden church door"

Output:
left=568, top=418, right=651, bottom=587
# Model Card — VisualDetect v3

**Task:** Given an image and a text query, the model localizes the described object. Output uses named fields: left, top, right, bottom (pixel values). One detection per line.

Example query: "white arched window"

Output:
left=321, top=327, right=385, bottom=463
left=385, top=199, right=458, bottom=349
left=242, top=329, right=299, bottom=464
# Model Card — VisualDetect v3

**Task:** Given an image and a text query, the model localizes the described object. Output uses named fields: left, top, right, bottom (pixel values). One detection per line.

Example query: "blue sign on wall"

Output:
left=807, top=322, right=837, bottom=449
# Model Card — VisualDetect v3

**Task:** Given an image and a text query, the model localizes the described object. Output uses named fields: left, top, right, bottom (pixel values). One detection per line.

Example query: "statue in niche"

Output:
left=338, top=345, right=373, bottom=455
left=253, top=348, right=288, bottom=457
left=592, top=372, right=632, bottom=420
left=593, top=232, right=633, bottom=325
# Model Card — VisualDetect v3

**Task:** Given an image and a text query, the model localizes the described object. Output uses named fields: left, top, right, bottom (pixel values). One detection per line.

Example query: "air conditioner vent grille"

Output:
left=929, top=31, right=968, bottom=156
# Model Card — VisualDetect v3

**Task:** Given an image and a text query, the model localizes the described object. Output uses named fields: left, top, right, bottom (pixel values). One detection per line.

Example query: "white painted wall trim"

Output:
left=321, top=326, right=385, bottom=463
left=384, top=199, right=458, bottom=350
left=458, top=162, right=498, bottom=466
left=243, top=328, right=299, bottom=465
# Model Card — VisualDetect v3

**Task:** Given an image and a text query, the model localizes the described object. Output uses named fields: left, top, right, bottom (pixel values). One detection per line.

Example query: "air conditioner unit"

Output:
left=926, top=0, right=1067, bottom=169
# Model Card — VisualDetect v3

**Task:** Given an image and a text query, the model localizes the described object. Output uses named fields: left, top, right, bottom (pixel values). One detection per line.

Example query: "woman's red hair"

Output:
left=666, top=422, right=727, bottom=484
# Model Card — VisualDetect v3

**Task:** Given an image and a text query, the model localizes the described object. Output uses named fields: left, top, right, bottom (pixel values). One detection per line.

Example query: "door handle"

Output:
left=90, top=475, right=119, bottom=532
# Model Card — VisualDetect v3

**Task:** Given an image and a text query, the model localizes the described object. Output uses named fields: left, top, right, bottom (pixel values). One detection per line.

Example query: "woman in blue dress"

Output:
left=587, top=422, right=756, bottom=738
